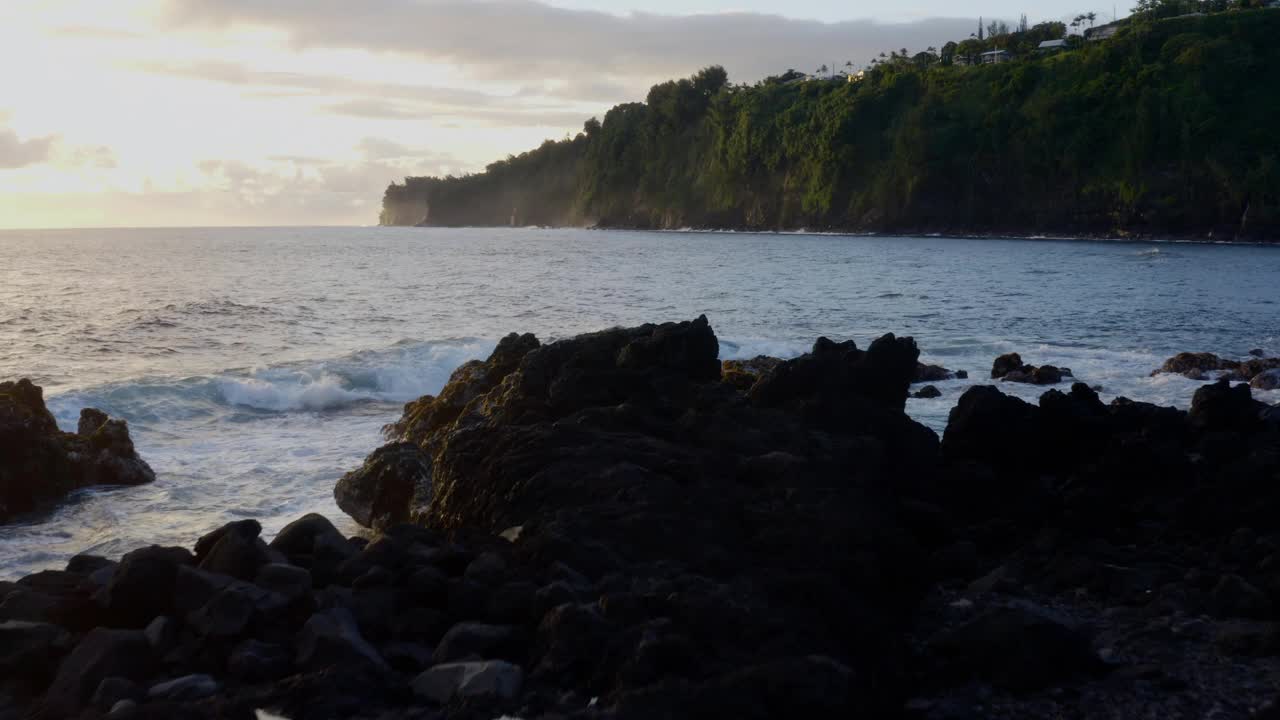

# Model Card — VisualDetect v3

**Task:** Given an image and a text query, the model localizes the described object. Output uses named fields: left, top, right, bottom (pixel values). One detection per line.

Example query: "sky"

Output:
left=0, top=0, right=1118, bottom=229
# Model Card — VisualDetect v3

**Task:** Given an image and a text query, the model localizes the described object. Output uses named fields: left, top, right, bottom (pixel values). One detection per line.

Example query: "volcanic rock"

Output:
left=0, top=379, right=154, bottom=523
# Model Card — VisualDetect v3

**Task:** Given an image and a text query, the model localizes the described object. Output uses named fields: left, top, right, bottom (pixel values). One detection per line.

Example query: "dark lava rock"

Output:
left=722, top=356, right=783, bottom=391
left=195, top=519, right=271, bottom=581
left=147, top=673, right=219, bottom=701
left=1190, top=379, right=1261, bottom=433
left=913, top=385, right=943, bottom=399
left=1252, top=369, right=1280, bottom=391
left=1154, top=352, right=1239, bottom=377
left=228, top=639, right=291, bottom=681
left=334, top=441, right=433, bottom=530
left=90, top=676, right=142, bottom=710
left=914, top=363, right=957, bottom=383
left=1, top=379, right=155, bottom=523
left=95, top=545, right=194, bottom=627
left=929, top=604, right=1101, bottom=690
left=412, top=660, right=525, bottom=704
left=0, top=620, right=71, bottom=696
left=1210, top=574, right=1274, bottom=619
left=254, top=563, right=313, bottom=604
left=990, top=353, right=1072, bottom=385
left=43, top=628, right=154, bottom=717
left=297, top=607, right=388, bottom=672
left=433, top=622, right=518, bottom=663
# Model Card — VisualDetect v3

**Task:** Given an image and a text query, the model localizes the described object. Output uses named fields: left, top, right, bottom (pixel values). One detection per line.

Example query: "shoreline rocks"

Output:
left=990, top=352, right=1073, bottom=385
left=1153, top=351, right=1280, bottom=383
left=3, top=320, right=1280, bottom=718
left=0, top=379, right=155, bottom=524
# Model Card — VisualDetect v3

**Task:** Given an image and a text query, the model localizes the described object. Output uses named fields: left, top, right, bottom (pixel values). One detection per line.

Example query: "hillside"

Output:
left=381, top=10, right=1280, bottom=240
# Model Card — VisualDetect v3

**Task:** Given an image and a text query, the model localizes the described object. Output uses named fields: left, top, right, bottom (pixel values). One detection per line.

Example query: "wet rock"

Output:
left=228, top=639, right=291, bottom=681
left=992, top=353, right=1025, bottom=379
left=268, top=513, right=355, bottom=562
left=1252, top=369, right=1280, bottom=391
left=991, top=353, right=1072, bottom=385
left=188, top=585, right=257, bottom=637
left=411, top=660, right=524, bottom=704
left=196, top=520, right=271, bottom=581
left=43, top=628, right=154, bottom=717
left=913, top=385, right=942, bottom=399
left=464, top=552, right=508, bottom=586
left=1154, top=352, right=1238, bottom=377
left=107, top=699, right=138, bottom=719
left=66, top=554, right=115, bottom=576
left=723, top=356, right=783, bottom=391
left=914, top=363, right=957, bottom=383
left=143, top=616, right=175, bottom=653
left=0, top=620, right=71, bottom=694
left=296, top=607, right=388, bottom=672
left=91, top=677, right=142, bottom=711
left=148, top=673, right=220, bottom=701
left=929, top=603, right=1101, bottom=690
left=334, top=442, right=433, bottom=530
left=1190, top=380, right=1261, bottom=433
left=1211, top=574, right=1273, bottom=619
left=1214, top=621, right=1280, bottom=656
left=96, top=546, right=194, bottom=627
left=1, top=379, right=154, bottom=524
left=254, top=563, right=312, bottom=604
left=433, top=622, right=518, bottom=663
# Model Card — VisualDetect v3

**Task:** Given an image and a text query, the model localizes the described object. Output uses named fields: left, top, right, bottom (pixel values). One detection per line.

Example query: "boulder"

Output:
left=433, top=622, right=518, bottom=663
left=195, top=520, right=271, bottom=581
left=1190, top=380, right=1260, bottom=433
left=722, top=356, right=783, bottom=391
left=43, top=628, right=154, bottom=717
left=254, top=563, right=313, bottom=604
left=334, top=442, right=432, bottom=530
left=912, top=385, right=942, bottom=399
left=147, top=674, right=219, bottom=701
left=95, top=546, right=194, bottom=627
left=228, top=639, right=291, bottom=681
left=1153, top=352, right=1238, bottom=377
left=990, top=353, right=1072, bottom=385
left=0, top=379, right=154, bottom=523
left=928, top=604, right=1101, bottom=690
left=0, top=620, right=71, bottom=694
left=1251, top=369, right=1280, bottom=391
left=1210, top=574, right=1273, bottom=619
left=411, top=660, right=524, bottom=704
left=914, top=362, right=957, bottom=383
left=296, top=607, right=388, bottom=672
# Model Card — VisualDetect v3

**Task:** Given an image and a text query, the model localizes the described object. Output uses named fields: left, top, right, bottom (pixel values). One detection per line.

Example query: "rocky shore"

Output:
left=3, top=318, right=1280, bottom=719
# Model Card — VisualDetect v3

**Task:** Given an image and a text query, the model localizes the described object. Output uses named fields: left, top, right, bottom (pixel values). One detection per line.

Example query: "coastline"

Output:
left=3, top=317, right=1279, bottom=718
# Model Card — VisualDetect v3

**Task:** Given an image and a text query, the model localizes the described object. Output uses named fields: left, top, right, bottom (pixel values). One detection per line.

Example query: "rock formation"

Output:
left=1, top=379, right=154, bottom=524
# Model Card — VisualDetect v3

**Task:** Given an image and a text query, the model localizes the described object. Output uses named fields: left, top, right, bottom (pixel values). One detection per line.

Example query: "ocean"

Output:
left=2, top=226, right=1277, bottom=578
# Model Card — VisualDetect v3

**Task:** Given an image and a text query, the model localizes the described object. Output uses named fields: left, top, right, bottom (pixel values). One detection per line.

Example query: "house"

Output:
left=981, top=49, right=1011, bottom=64
left=846, top=70, right=866, bottom=83
left=1037, top=39, right=1068, bottom=53
left=1084, top=22, right=1121, bottom=41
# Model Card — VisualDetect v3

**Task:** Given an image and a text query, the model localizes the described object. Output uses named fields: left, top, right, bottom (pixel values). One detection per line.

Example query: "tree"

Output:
left=1019, top=13, right=1030, bottom=33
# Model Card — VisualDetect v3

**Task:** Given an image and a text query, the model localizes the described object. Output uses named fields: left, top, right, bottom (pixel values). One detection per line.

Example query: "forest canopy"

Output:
left=382, top=8, right=1280, bottom=240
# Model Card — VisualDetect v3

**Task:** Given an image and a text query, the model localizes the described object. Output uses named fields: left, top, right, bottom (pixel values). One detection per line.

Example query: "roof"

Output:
left=1038, top=39, right=1067, bottom=49
left=981, top=49, right=1010, bottom=56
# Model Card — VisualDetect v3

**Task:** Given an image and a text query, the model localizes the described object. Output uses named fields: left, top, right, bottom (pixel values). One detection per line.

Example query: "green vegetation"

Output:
left=381, top=9, right=1280, bottom=240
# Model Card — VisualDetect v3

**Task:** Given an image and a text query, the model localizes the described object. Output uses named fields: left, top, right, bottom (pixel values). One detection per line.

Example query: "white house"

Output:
left=981, top=49, right=1011, bottom=64
left=1037, top=39, right=1068, bottom=53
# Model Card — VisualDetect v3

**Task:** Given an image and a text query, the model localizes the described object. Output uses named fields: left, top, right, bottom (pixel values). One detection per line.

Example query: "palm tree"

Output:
left=816, top=64, right=828, bottom=77
left=1086, top=12, right=1098, bottom=27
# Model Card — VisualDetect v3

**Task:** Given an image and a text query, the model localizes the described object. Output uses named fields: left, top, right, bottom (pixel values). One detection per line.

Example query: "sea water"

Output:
left=1, top=226, right=1277, bottom=577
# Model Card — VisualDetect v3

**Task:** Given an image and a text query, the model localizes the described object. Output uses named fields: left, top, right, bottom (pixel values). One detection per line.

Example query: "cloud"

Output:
left=129, top=58, right=583, bottom=126
left=161, top=0, right=979, bottom=90
left=184, top=138, right=462, bottom=220
left=0, top=127, right=57, bottom=169
left=0, top=124, right=116, bottom=170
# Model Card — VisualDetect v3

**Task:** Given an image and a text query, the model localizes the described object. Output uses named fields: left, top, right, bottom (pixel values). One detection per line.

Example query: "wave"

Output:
left=45, top=338, right=496, bottom=424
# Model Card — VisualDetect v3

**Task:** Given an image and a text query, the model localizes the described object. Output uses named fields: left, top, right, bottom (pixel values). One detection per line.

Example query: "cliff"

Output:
left=382, top=10, right=1280, bottom=241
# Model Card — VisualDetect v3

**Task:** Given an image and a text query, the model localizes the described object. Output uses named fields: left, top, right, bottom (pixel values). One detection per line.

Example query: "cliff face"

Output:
left=382, top=11, right=1280, bottom=240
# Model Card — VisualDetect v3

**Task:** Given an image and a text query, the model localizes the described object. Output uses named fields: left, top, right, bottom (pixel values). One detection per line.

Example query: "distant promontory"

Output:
left=381, top=8, right=1280, bottom=242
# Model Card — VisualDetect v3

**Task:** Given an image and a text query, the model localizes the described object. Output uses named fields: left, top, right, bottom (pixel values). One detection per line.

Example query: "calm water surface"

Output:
left=1, top=227, right=1277, bottom=577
